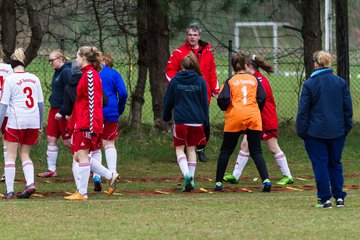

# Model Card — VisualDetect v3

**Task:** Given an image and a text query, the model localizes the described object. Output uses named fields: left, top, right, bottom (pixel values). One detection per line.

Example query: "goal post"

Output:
left=234, top=22, right=290, bottom=73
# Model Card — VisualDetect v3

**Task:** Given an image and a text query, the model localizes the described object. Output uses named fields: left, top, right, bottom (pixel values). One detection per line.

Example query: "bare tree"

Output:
left=146, top=0, right=169, bottom=131
left=0, top=0, right=43, bottom=65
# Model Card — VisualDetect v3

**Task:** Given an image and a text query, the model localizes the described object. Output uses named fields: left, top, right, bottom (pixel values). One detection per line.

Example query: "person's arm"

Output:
left=256, top=78, right=266, bottom=111
left=38, top=102, right=44, bottom=129
left=115, top=71, right=128, bottom=116
left=162, top=81, right=175, bottom=122
left=0, top=103, right=8, bottom=128
left=207, top=51, right=219, bottom=96
left=165, top=50, right=181, bottom=83
left=202, top=78, right=209, bottom=126
left=296, top=83, right=311, bottom=139
left=343, top=82, right=353, bottom=135
left=58, top=68, right=72, bottom=114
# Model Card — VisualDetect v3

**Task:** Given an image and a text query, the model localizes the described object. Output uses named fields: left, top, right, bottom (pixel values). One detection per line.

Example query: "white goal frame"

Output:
left=234, top=22, right=290, bottom=73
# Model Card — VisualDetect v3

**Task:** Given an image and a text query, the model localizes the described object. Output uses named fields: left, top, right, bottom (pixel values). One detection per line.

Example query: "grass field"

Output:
left=0, top=126, right=360, bottom=239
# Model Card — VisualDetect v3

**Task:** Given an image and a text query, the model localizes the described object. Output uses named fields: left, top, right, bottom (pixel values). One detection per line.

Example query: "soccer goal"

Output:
left=234, top=22, right=290, bottom=73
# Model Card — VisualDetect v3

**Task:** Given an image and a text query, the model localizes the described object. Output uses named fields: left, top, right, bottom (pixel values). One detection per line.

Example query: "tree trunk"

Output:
left=146, top=0, right=169, bottom=131
left=130, top=0, right=147, bottom=130
left=24, top=0, right=43, bottom=66
left=335, top=0, right=349, bottom=85
left=302, top=0, right=322, bottom=79
left=1, top=0, right=16, bottom=62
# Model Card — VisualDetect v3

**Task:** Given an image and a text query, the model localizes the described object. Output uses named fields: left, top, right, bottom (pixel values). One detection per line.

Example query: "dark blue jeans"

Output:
left=304, top=135, right=347, bottom=201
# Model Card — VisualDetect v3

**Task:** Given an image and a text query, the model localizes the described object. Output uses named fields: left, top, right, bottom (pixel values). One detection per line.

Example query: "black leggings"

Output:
left=215, top=129, right=269, bottom=182
left=197, top=123, right=210, bottom=151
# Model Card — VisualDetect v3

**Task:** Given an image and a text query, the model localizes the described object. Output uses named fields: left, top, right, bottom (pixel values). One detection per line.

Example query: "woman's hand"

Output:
left=55, top=112, right=62, bottom=120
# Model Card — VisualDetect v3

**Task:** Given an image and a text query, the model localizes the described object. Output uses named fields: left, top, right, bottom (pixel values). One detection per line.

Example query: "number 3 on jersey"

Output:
left=23, top=87, right=34, bottom=108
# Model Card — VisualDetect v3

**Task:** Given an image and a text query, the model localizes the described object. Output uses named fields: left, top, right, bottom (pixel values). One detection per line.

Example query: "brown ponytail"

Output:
left=251, top=54, right=274, bottom=74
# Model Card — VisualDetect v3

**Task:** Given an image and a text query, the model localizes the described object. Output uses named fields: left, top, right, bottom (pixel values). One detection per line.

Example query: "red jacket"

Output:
left=165, top=39, right=219, bottom=104
left=67, top=64, right=103, bottom=135
left=254, top=71, right=278, bottom=132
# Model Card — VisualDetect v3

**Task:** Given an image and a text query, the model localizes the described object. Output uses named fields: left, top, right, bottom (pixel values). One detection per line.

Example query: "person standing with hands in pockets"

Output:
left=165, top=23, right=219, bottom=162
left=297, top=51, right=352, bottom=208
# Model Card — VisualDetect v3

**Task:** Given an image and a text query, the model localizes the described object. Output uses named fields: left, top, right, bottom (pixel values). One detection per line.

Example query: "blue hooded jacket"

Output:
left=296, top=68, right=353, bottom=139
left=49, top=62, right=72, bottom=108
left=99, top=65, right=128, bottom=122
left=163, top=70, right=208, bottom=125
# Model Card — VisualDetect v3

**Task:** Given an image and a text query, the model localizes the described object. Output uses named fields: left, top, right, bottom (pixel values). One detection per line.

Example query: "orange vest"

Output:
left=223, top=73, right=262, bottom=132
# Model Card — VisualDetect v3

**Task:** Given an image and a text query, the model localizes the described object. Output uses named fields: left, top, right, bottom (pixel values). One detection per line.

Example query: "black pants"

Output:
left=196, top=123, right=210, bottom=151
left=215, top=129, right=269, bottom=182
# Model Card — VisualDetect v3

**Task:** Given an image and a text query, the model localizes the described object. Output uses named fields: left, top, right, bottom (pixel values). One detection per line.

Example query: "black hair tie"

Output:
left=10, top=60, right=25, bottom=68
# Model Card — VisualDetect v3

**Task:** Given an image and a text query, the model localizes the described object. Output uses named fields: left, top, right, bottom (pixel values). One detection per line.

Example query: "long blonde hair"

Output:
left=181, top=52, right=202, bottom=76
left=77, top=46, right=103, bottom=72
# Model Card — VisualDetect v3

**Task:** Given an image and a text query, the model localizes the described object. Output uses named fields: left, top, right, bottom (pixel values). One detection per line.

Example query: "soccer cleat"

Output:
left=16, top=183, right=36, bottom=199
left=93, top=175, right=102, bottom=192
left=316, top=199, right=332, bottom=208
left=214, top=181, right=223, bottom=191
left=262, top=179, right=272, bottom=192
left=336, top=198, right=345, bottom=207
left=223, top=172, right=239, bottom=184
left=197, top=149, right=208, bottom=163
left=276, top=175, right=294, bottom=185
left=4, top=192, right=15, bottom=199
left=37, top=170, right=57, bottom=178
left=181, top=173, right=193, bottom=192
left=107, top=172, right=119, bottom=196
left=64, top=191, right=87, bottom=201
left=0, top=173, right=5, bottom=182
left=190, top=180, right=195, bottom=190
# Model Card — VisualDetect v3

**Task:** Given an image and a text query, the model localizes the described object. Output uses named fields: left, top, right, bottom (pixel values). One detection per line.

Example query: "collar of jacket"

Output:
left=310, top=68, right=332, bottom=78
left=81, top=64, right=95, bottom=73
left=184, top=39, right=210, bottom=49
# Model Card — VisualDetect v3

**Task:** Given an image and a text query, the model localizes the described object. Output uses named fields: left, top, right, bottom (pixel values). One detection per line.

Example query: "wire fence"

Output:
left=27, top=39, right=360, bottom=129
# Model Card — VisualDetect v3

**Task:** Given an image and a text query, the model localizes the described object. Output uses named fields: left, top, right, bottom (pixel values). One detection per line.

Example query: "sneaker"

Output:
left=223, top=172, right=239, bottom=184
left=214, top=181, right=223, bottom=191
left=197, top=149, right=208, bottom=162
left=316, top=199, right=332, bottom=208
left=0, top=173, right=5, bottom=182
left=276, top=175, right=294, bottom=185
left=16, top=183, right=36, bottom=199
left=64, top=191, right=87, bottom=201
left=93, top=175, right=102, bottom=192
left=37, top=170, right=57, bottom=178
left=107, top=172, right=119, bottom=196
left=336, top=198, right=345, bottom=207
left=181, top=173, right=193, bottom=192
left=262, top=179, right=272, bottom=192
left=4, top=192, right=15, bottom=199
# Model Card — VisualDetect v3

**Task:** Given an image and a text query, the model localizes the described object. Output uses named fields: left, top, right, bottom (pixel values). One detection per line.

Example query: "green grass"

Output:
left=0, top=126, right=360, bottom=239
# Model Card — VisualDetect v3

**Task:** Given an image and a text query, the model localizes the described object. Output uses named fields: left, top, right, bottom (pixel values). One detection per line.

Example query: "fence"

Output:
left=26, top=41, right=360, bottom=129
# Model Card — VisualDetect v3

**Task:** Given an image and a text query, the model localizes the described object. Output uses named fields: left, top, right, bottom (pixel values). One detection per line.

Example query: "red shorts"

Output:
left=71, top=130, right=102, bottom=154
left=173, top=124, right=206, bottom=147
left=1, top=117, right=8, bottom=134
left=261, top=131, right=278, bottom=141
left=46, top=108, right=71, bottom=140
left=4, top=128, right=39, bottom=145
left=102, top=122, right=119, bottom=140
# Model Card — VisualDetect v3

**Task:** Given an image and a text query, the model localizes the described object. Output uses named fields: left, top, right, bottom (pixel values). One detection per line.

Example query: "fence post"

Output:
left=60, top=39, right=65, bottom=51
left=228, top=40, right=232, bottom=78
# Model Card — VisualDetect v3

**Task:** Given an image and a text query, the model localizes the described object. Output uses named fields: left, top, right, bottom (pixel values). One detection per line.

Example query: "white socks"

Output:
left=177, top=155, right=190, bottom=177
left=72, top=160, right=80, bottom=190
left=188, top=162, right=197, bottom=179
left=91, top=150, right=102, bottom=179
left=47, top=145, right=58, bottom=172
left=22, top=160, right=34, bottom=186
left=105, top=147, right=117, bottom=173
left=232, top=151, right=250, bottom=180
left=4, top=161, right=15, bottom=193
left=90, top=157, right=112, bottom=180
left=78, top=163, right=90, bottom=195
left=274, top=151, right=292, bottom=178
